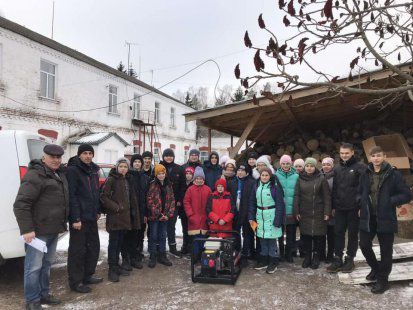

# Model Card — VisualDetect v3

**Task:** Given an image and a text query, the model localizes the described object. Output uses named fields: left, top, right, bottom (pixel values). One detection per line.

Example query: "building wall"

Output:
left=0, top=26, right=197, bottom=164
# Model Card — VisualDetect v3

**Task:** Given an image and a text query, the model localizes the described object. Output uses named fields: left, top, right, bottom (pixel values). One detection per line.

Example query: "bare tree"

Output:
left=172, top=89, right=186, bottom=102
left=215, top=84, right=233, bottom=107
left=235, top=0, right=413, bottom=109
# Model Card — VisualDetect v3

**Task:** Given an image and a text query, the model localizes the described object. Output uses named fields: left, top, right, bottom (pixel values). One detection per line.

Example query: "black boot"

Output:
left=169, top=244, right=182, bottom=258
left=285, top=247, right=294, bottom=263
left=366, top=269, right=378, bottom=281
left=266, top=257, right=279, bottom=274
left=121, top=256, right=132, bottom=271
left=148, top=253, right=157, bottom=268
left=325, top=253, right=334, bottom=264
left=108, top=267, right=119, bottom=282
left=310, top=253, right=320, bottom=269
left=341, top=256, right=355, bottom=273
left=278, top=240, right=285, bottom=262
left=158, top=252, right=173, bottom=266
left=326, top=256, right=343, bottom=273
left=302, top=253, right=312, bottom=268
left=130, top=257, right=143, bottom=269
left=71, top=283, right=92, bottom=293
left=83, top=275, right=103, bottom=285
left=180, top=244, right=190, bottom=256
left=117, top=265, right=130, bottom=276
left=254, top=255, right=268, bottom=270
left=371, top=279, right=390, bottom=294
left=40, top=294, right=61, bottom=305
left=25, top=301, right=43, bottom=310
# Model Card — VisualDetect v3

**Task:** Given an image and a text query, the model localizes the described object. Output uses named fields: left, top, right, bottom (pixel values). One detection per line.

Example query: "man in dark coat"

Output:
left=14, top=145, right=68, bottom=310
left=359, top=146, right=411, bottom=294
left=181, top=149, right=202, bottom=171
left=327, top=143, right=366, bottom=273
left=160, top=148, right=185, bottom=258
left=142, top=151, right=154, bottom=178
left=203, top=151, right=222, bottom=191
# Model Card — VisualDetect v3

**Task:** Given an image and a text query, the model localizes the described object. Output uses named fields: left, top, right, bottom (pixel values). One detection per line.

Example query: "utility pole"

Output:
left=125, top=41, right=141, bottom=78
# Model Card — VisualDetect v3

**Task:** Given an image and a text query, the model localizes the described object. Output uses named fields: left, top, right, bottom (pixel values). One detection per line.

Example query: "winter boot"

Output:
left=148, top=254, right=157, bottom=268
left=169, top=244, right=182, bottom=258
left=130, top=257, right=143, bottom=269
left=40, top=294, right=61, bottom=305
left=158, top=252, right=173, bottom=266
left=302, top=253, right=312, bottom=268
left=278, top=240, right=285, bottom=262
left=341, top=256, right=355, bottom=273
left=366, top=269, right=378, bottom=281
left=371, top=279, right=390, bottom=294
left=310, top=253, right=320, bottom=269
left=326, top=256, right=343, bottom=273
left=108, top=267, right=119, bottom=282
left=25, top=301, right=43, bottom=310
left=266, top=257, right=279, bottom=274
left=254, top=255, right=269, bottom=270
left=325, top=253, right=334, bottom=264
left=117, top=265, right=130, bottom=276
left=121, top=256, right=132, bottom=271
left=285, top=247, right=294, bottom=263
left=180, top=243, right=190, bottom=256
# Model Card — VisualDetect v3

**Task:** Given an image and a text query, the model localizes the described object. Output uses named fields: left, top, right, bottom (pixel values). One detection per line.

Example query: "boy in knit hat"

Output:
left=247, top=151, right=259, bottom=171
left=183, top=166, right=211, bottom=256
left=141, top=151, right=154, bottom=178
left=146, top=164, right=176, bottom=268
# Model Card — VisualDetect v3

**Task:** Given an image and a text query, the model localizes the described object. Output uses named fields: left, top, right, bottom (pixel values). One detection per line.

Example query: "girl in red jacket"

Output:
left=206, top=179, right=236, bottom=238
left=184, top=167, right=212, bottom=255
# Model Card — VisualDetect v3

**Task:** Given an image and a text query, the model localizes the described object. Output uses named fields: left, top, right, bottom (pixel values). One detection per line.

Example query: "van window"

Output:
left=27, top=139, right=48, bottom=160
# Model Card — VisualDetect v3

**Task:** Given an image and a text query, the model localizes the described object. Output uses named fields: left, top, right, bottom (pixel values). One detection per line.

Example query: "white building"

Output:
left=0, top=17, right=198, bottom=164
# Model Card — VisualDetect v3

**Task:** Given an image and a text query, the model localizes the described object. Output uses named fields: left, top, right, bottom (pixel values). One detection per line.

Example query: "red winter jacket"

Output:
left=206, top=191, right=235, bottom=238
left=184, top=184, right=211, bottom=235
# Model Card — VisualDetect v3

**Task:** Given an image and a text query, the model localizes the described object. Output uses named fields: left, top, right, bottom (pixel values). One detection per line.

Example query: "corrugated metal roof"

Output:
left=70, top=132, right=129, bottom=146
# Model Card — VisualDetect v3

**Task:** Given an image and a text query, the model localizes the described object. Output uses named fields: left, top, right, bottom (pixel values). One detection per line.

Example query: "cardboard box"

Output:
left=362, top=134, right=413, bottom=169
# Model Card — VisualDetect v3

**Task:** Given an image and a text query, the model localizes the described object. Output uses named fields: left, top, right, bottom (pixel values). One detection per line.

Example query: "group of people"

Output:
left=13, top=142, right=412, bottom=309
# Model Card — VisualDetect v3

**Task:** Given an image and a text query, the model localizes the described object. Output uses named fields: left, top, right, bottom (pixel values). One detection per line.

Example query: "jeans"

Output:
left=259, top=238, right=278, bottom=258
left=108, top=230, right=125, bottom=267
left=24, top=234, right=58, bottom=302
left=359, top=216, right=394, bottom=282
left=301, top=235, right=323, bottom=255
left=167, top=208, right=178, bottom=246
left=68, top=221, right=100, bottom=288
left=334, top=209, right=359, bottom=258
left=148, top=220, right=167, bottom=254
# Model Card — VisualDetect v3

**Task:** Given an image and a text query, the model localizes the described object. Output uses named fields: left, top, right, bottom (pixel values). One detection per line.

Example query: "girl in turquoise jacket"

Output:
left=248, top=167, right=285, bottom=274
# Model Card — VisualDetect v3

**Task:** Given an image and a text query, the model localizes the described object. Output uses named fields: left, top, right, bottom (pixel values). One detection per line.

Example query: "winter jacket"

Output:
left=142, top=166, right=154, bottom=179
left=223, top=173, right=238, bottom=204
left=159, top=160, right=184, bottom=203
left=235, top=175, right=256, bottom=226
left=293, top=170, right=331, bottom=236
left=130, top=169, right=149, bottom=222
left=322, top=169, right=335, bottom=225
left=203, top=152, right=222, bottom=192
left=332, top=156, right=366, bottom=210
left=146, top=178, right=175, bottom=221
left=359, top=162, right=411, bottom=233
left=275, top=167, right=299, bottom=224
left=14, top=160, right=69, bottom=236
left=66, top=156, right=100, bottom=223
left=206, top=191, right=235, bottom=238
left=101, top=169, right=140, bottom=232
left=248, top=177, right=285, bottom=239
left=184, top=184, right=211, bottom=235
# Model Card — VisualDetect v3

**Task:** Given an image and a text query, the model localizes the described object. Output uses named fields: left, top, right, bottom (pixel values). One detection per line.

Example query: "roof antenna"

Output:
left=51, top=1, right=55, bottom=39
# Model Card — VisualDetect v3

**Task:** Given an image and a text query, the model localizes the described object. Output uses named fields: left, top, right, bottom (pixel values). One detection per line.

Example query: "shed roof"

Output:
left=69, top=132, right=129, bottom=146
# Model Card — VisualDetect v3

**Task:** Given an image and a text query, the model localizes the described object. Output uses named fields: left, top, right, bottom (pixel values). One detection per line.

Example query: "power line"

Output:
left=4, top=59, right=221, bottom=113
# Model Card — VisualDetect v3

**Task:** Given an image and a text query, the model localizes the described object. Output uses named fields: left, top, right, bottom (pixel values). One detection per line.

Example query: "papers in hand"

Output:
left=20, top=236, right=48, bottom=253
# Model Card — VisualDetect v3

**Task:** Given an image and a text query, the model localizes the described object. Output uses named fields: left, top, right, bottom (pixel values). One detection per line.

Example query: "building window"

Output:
left=104, top=149, right=118, bottom=164
left=155, top=102, right=160, bottom=123
left=170, top=107, right=176, bottom=128
left=40, top=60, right=56, bottom=99
left=133, top=93, right=141, bottom=119
left=185, top=121, right=190, bottom=133
left=184, top=149, right=189, bottom=163
left=200, top=151, right=209, bottom=164
left=108, top=85, right=118, bottom=114
left=153, top=147, right=160, bottom=164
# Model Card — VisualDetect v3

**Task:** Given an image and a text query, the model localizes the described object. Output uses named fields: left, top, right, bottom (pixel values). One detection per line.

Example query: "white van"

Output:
left=0, top=130, right=49, bottom=265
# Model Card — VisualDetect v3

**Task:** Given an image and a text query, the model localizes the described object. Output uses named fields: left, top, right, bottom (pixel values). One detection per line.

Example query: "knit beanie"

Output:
left=294, top=158, right=305, bottom=168
left=193, top=166, right=205, bottom=180
left=322, top=157, right=334, bottom=167
left=225, top=159, right=237, bottom=170
left=220, top=155, right=229, bottom=166
left=237, top=162, right=251, bottom=175
left=162, top=148, right=175, bottom=158
left=142, top=151, right=153, bottom=159
left=280, top=154, right=292, bottom=164
left=116, top=157, right=130, bottom=169
left=184, top=166, right=195, bottom=175
left=256, top=155, right=272, bottom=169
left=130, top=154, right=143, bottom=166
left=215, top=178, right=227, bottom=191
left=77, top=144, right=94, bottom=156
left=304, top=157, right=317, bottom=167
left=248, top=151, right=259, bottom=160
left=189, top=149, right=200, bottom=157
left=154, top=164, right=166, bottom=176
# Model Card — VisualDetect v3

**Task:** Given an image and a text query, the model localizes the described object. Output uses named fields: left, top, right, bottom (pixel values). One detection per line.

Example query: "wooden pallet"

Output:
left=354, top=242, right=413, bottom=262
left=338, top=261, right=413, bottom=285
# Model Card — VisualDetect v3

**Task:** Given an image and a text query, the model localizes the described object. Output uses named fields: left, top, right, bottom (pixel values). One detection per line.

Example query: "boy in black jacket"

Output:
left=359, top=146, right=411, bottom=294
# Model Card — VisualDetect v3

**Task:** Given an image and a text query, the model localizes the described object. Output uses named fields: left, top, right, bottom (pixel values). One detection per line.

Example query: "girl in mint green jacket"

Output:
left=248, top=167, right=285, bottom=274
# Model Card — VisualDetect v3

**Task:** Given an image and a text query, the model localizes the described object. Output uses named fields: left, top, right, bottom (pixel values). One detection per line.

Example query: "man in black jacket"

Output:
left=142, top=151, right=154, bottom=178
left=160, top=148, right=185, bottom=258
left=14, top=144, right=68, bottom=310
left=181, top=149, right=202, bottom=171
left=327, top=143, right=366, bottom=273
left=67, top=144, right=102, bottom=293
left=359, top=146, right=411, bottom=293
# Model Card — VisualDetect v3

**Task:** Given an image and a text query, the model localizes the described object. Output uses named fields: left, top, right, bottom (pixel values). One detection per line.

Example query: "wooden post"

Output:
left=208, top=128, right=212, bottom=153
left=228, top=110, right=263, bottom=158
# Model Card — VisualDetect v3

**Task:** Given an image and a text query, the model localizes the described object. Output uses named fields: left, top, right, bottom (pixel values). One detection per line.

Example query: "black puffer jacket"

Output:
left=159, top=160, right=184, bottom=203
left=66, top=156, right=100, bottom=223
left=235, top=175, right=256, bottom=226
left=332, top=156, right=366, bottom=210
left=203, top=152, right=222, bottom=192
left=129, top=169, right=149, bottom=222
left=359, top=162, right=411, bottom=233
left=14, top=160, right=69, bottom=235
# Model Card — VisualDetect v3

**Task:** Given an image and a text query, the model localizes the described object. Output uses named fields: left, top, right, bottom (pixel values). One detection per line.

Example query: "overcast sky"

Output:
left=0, top=0, right=357, bottom=105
